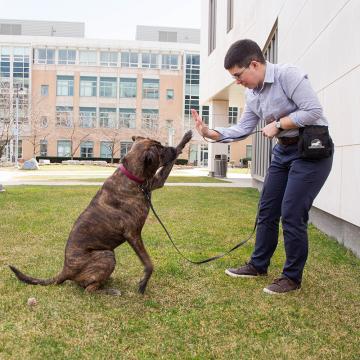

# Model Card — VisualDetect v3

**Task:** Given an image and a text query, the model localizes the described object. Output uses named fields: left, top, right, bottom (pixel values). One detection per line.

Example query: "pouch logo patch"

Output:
left=309, top=139, right=325, bottom=149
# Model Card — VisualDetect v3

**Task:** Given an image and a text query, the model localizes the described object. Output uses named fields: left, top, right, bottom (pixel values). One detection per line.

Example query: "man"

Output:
left=191, top=39, right=333, bottom=294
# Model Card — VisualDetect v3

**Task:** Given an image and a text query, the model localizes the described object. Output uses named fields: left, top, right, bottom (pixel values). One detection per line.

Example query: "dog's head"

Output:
left=123, top=136, right=177, bottom=179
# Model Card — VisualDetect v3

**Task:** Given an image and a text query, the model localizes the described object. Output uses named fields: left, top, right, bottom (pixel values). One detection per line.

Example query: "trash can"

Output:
left=214, top=154, right=227, bottom=178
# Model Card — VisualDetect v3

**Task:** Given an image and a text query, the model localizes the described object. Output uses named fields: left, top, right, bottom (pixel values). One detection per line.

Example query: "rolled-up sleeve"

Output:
left=214, top=105, right=259, bottom=143
left=282, top=67, right=324, bottom=127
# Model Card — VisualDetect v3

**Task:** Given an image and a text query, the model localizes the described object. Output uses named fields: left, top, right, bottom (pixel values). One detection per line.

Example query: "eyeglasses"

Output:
left=231, top=66, right=249, bottom=80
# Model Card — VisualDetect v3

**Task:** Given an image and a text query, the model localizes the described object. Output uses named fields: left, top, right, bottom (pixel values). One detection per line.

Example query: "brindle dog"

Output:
left=9, top=130, right=192, bottom=295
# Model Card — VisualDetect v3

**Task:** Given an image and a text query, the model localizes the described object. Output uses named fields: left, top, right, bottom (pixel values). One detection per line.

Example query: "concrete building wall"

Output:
left=200, top=0, right=360, bottom=255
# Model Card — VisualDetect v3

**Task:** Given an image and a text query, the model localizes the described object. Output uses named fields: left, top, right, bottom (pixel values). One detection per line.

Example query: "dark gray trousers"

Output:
left=250, top=143, right=333, bottom=283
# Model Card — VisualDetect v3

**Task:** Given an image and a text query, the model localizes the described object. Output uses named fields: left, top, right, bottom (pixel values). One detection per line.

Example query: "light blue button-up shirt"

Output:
left=215, top=62, right=328, bottom=142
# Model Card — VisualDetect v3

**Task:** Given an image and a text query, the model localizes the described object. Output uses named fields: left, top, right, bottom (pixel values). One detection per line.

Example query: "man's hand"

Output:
left=191, top=109, right=209, bottom=137
left=191, top=109, right=221, bottom=141
left=262, top=121, right=280, bottom=139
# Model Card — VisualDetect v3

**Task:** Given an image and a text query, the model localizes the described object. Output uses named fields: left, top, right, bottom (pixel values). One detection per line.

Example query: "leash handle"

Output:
left=141, top=188, right=258, bottom=265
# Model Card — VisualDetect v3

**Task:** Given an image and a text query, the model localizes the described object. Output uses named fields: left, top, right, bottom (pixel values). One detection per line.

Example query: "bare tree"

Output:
left=69, top=125, right=90, bottom=160
left=0, top=80, right=14, bottom=160
left=101, top=128, right=122, bottom=163
left=25, top=100, right=51, bottom=158
left=0, top=80, right=28, bottom=161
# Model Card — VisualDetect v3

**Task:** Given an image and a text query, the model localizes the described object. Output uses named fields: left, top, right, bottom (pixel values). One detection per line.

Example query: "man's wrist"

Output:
left=275, top=120, right=283, bottom=131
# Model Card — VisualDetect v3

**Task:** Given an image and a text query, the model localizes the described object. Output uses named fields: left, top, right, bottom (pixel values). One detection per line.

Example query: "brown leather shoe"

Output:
left=263, top=277, right=301, bottom=294
left=225, top=262, right=267, bottom=278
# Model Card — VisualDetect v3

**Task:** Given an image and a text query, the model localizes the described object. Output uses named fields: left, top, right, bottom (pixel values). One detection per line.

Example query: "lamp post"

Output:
left=14, top=84, right=23, bottom=168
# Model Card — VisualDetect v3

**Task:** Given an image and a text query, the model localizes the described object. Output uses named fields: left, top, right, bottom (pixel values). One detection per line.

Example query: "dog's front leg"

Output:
left=150, top=130, right=193, bottom=191
left=150, top=161, right=176, bottom=191
left=128, top=236, right=153, bottom=294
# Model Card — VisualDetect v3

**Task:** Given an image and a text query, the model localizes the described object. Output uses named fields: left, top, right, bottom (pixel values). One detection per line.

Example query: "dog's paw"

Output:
left=138, top=281, right=147, bottom=295
left=176, top=130, right=193, bottom=154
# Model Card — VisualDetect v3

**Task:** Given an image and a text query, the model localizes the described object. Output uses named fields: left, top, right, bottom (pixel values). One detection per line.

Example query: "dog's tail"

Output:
left=8, top=265, right=68, bottom=286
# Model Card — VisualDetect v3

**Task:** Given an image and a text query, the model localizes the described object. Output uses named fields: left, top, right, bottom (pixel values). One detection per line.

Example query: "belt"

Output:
left=277, top=136, right=299, bottom=146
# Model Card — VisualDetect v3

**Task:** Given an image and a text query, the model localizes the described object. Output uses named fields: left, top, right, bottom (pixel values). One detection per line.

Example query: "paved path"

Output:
left=0, top=166, right=252, bottom=188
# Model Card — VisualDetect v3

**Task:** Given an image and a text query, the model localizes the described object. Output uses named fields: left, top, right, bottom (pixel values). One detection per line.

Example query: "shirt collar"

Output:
left=253, top=61, right=275, bottom=94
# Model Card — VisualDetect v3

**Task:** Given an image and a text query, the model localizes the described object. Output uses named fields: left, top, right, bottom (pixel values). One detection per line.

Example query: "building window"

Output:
left=80, top=141, right=94, bottom=158
left=41, top=85, right=49, bottom=96
left=58, top=49, right=76, bottom=65
left=99, top=108, right=116, bottom=128
left=40, top=116, right=48, bottom=128
left=57, top=140, right=71, bottom=157
left=56, top=106, right=73, bottom=127
left=121, top=52, right=138, bottom=68
left=0, top=48, right=10, bottom=78
left=208, top=0, right=217, bottom=54
left=142, top=79, right=159, bottom=99
left=161, top=54, right=178, bottom=70
left=79, top=51, right=97, bottom=65
left=119, top=78, right=137, bottom=98
left=100, top=141, right=113, bottom=158
left=263, top=23, right=278, bottom=63
left=184, top=95, right=199, bottom=130
left=227, top=0, right=234, bottom=33
left=166, top=89, right=174, bottom=100
left=246, top=145, right=252, bottom=160
left=34, top=48, right=55, bottom=64
left=40, top=140, right=48, bottom=156
left=252, top=21, right=278, bottom=180
left=56, top=75, right=74, bottom=96
left=120, top=141, right=133, bottom=159
left=202, top=105, right=210, bottom=125
left=141, top=53, right=158, bottom=69
left=158, top=31, right=177, bottom=42
left=141, top=109, right=159, bottom=130
left=119, top=108, right=136, bottom=129
left=228, top=107, right=238, bottom=125
left=100, top=51, right=118, bottom=67
left=79, top=107, right=97, bottom=128
left=100, top=77, right=117, bottom=98
left=13, top=47, right=30, bottom=89
left=80, top=76, right=97, bottom=97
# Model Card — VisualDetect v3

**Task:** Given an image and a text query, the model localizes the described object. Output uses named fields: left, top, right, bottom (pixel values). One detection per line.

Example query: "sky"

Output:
left=0, top=0, right=201, bottom=40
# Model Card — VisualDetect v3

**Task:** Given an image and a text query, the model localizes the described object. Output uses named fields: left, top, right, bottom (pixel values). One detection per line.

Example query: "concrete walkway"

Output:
left=0, top=166, right=252, bottom=188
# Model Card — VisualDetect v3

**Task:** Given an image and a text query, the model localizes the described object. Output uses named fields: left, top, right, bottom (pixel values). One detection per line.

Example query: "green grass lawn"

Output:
left=0, top=186, right=359, bottom=359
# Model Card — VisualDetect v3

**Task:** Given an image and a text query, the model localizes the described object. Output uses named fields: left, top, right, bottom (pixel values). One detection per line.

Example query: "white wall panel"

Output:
left=341, top=145, right=360, bottom=226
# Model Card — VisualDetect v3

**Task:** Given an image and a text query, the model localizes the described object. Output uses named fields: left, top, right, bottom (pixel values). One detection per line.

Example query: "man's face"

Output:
left=228, top=61, right=264, bottom=89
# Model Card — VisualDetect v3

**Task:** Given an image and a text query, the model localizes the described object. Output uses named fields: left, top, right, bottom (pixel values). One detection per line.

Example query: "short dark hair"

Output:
left=224, top=39, right=266, bottom=70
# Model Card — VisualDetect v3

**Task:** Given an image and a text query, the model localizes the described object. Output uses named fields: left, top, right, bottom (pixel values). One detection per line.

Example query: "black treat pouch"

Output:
left=298, top=125, right=334, bottom=159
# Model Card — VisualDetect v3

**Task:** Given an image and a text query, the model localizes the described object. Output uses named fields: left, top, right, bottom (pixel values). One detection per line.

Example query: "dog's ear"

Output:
left=144, top=150, right=157, bottom=168
left=132, top=136, right=145, bottom=142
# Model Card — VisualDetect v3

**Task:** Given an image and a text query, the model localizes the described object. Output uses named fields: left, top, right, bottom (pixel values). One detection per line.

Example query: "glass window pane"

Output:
left=142, top=79, right=159, bottom=99
left=80, top=76, right=97, bottom=97
left=119, top=78, right=137, bottom=98
left=119, top=108, right=136, bottom=128
left=99, top=108, right=116, bottom=128
left=100, top=77, right=117, bottom=97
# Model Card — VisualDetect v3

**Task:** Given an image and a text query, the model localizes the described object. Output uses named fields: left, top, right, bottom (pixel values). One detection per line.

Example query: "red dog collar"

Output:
left=118, top=164, right=145, bottom=184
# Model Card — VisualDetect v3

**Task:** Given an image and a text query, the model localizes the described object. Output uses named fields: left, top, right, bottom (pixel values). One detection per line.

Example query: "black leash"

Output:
left=202, top=129, right=262, bottom=143
left=140, top=185, right=258, bottom=265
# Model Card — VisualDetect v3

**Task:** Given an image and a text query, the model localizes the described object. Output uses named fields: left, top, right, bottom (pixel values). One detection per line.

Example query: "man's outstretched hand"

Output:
left=191, top=109, right=220, bottom=141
